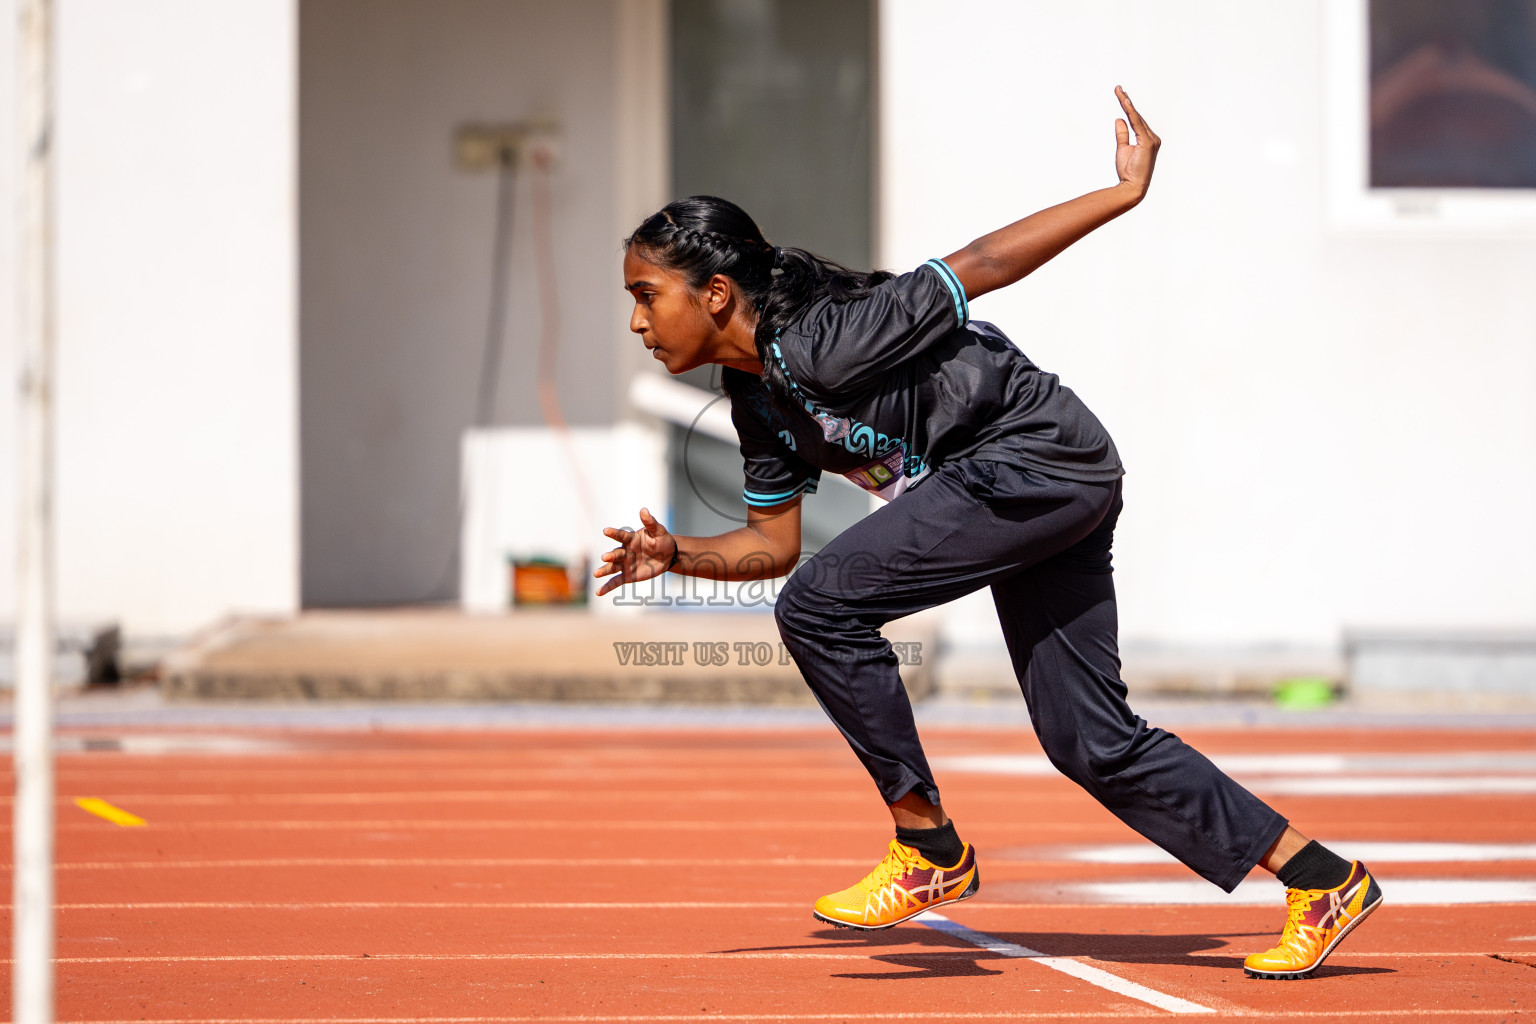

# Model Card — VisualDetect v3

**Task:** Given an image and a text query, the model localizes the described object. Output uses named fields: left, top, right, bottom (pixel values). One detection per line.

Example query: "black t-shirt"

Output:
left=725, top=257, right=1122, bottom=508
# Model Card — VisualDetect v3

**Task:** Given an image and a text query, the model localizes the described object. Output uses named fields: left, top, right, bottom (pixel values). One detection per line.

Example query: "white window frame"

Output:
left=1324, top=0, right=1536, bottom=233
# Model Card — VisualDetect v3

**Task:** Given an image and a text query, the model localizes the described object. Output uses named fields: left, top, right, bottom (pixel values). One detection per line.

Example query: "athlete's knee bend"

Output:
left=1039, top=741, right=1096, bottom=789
left=773, top=572, right=821, bottom=638
left=775, top=569, right=850, bottom=637
left=772, top=586, right=797, bottom=638
left=1037, top=725, right=1139, bottom=791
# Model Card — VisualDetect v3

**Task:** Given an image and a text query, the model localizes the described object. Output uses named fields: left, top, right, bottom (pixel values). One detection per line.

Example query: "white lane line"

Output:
left=927, top=755, right=1059, bottom=776
left=47, top=1013, right=1529, bottom=1023
left=1245, top=776, right=1536, bottom=795
left=43, top=820, right=898, bottom=832
left=39, top=842, right=1536, bottom=871
left=31, top=819, right=1224, bottom=833
left=28, top=952, right=985, bottom=963
left=42, top=888, right=1536, bottom=910
left=49, top=858, right=872, bottom=870
left=52, top=901, right=807, bottom=910
left=44, top=1017, right=1158, bottom=1024
left=1211, top=752, right=1536, bottom=774
left=1057, top=878, right=1536, bottom=906
left=1328, top=753, right=1536, bottom=773
left=49, top=769, right=859, bottom=781
left=934, top=752, right=1536, bottom=777
left=11, top=790, right=878, bottom=807
left=38, top=950, right=1535, bottom=964
left=1115, top=951, right=1536, bottom=960
left=917, top=911, right=1213, bottom=1015
left=934, top=752, right=1536, bottom=795
left=0, top=735, right=295, bottom=756
left=1052, top=841, right=1536, bottom=865
left=31, top=770, right=1536, bottom=804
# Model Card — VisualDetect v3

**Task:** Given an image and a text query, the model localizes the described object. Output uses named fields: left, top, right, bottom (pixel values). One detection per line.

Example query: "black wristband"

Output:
left=664, top=537, right=681, bottom=573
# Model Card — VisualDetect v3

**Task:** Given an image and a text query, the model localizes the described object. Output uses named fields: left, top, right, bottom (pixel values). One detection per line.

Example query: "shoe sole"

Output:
left=1243, top=894, right=1383, bottom=980
left=812, top=866, right=980, bottom=931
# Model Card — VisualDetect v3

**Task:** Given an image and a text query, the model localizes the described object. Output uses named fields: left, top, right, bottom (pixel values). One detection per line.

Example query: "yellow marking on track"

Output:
left=73, top=798, right=147, bottom=827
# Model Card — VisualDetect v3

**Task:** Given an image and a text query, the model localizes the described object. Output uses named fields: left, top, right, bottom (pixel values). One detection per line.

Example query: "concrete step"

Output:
left=160, top=609, right=935, bottom=704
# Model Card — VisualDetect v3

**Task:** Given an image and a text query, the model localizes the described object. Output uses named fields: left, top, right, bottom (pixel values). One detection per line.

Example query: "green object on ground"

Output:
left=1273, top=676, right=1336, bottom=709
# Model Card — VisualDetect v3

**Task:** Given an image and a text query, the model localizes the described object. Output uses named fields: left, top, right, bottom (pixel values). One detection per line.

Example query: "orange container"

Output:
left=510, top=557, right=588, bottom=607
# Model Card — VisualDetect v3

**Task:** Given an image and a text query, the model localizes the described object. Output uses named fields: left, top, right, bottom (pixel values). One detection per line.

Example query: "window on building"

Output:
left=1370, top=0, right=1536, bottom=188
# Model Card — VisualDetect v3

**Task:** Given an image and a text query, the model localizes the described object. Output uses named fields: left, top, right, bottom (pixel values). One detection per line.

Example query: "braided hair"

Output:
left=624, top=195, right=894, bottom=404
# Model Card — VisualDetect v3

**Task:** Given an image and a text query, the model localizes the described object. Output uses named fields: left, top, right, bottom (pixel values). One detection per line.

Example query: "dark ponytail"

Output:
left=624, top=195, right=893, bottom=404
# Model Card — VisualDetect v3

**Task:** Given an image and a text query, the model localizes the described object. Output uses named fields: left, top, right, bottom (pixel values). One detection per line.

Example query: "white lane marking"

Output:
left=23, top=1017, right=1144, bottom=1024
left=49, top=768, right=866, bottom=781
left=10, top=1015, right=1160, bottom=1023
left=917, top=911, right=1213, bottom=1015
left=36, top=822, right=1122, bottom=836
left=1054, top=841, right=1536, bottom=865
left=42, top=842, right=1536, bottom=872
left=55, top=884, right=1536, bottom=910
left=9, top=789, right=880, bottom=807
left=51, top=901, right=804, bottom=910
left=0, top=735, right=296, bottom=756
left=1245, top=776, right=1536, bottom=795
left=933, top=751, right=1536, bottom=778
left=46, top=1013, right=1529, bottom=1023
left=46, top=820, right=901, bottom=832
left=28, top=952, right=993, bottom=963
left=36, top=950, right=1534, bottom=964
left=930, top=755, right=1059, bottom=776
left=51, top=857, right=872, bottom=870
left=1210, top=754, right=1351, bottom=774
left=1324, top=753, right=1536, bottom=773
left=1059, top=878, right=1536, bottom=905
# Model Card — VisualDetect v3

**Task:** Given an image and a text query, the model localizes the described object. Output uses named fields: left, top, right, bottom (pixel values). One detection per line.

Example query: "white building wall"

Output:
left=0, top=1, right=299, bottom=637
left=881, top=0, right=1536, bottom=650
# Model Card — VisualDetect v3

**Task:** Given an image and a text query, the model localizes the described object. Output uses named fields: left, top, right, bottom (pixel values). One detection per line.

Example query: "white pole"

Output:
left=13, top=0, right=56, bottom=1022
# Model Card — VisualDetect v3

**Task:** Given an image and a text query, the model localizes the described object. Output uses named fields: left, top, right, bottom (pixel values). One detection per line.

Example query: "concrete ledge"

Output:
left=161, top=609, right=935, bottom=704
left=937, top=644, right=1343, bottom=701
left=1348, top=631, right=1536, bottom=706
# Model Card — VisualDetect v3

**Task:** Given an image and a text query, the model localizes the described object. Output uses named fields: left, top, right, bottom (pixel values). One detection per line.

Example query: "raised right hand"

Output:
left=1113, top=85, right=1160, bottom=199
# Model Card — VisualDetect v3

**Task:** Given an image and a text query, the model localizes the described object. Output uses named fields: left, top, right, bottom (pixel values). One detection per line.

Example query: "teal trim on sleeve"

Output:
left=925, top=258, right=969, bottom=325
left=743, top=482, right=809, bottom=506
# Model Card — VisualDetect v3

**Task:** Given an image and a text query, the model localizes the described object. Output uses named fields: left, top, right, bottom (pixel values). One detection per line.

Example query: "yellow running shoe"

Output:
left=1244, top=861, right=1383, bottom=979
left=813, top=838, right=979, bottom=930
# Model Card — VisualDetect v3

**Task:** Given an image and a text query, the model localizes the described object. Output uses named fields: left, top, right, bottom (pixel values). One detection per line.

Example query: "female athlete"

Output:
left=597, top=87, right=1381, bottom=980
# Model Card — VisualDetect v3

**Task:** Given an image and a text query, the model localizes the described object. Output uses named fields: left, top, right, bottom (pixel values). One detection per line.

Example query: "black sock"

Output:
left=1277, top=840, right=1353, bottom=891
left=896, top=821, right=966, bottom=868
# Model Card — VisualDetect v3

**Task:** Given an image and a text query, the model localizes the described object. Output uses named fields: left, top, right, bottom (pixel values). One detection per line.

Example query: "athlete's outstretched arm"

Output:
left=594, top=500, right=803, bottom=597
left=943, top=86, right=1160, bottom=301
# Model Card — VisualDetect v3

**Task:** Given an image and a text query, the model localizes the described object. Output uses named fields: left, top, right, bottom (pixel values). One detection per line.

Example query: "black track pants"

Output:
left=773, top=457, right=1289, bottom=892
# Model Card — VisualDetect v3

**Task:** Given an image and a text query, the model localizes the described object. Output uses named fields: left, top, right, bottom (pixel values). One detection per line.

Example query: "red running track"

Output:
left=5, top=724, right=1536, bottom=1022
